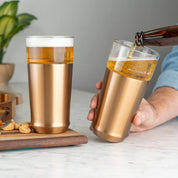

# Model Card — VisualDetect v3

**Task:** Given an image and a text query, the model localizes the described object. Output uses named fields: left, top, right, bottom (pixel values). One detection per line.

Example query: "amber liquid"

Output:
left=107, top=41, right=158, bottom=81
left=127, top=42, right=137, bottom=59
left=26, top=47, right=73, bottom=64
left=107, top=58, right=157, bottom=81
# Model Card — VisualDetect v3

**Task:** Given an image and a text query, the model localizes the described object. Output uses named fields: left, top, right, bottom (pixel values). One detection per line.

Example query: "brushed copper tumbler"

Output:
left=92, top=40, right=159, bottom=142
left=26, top=36, right=74, bottom=134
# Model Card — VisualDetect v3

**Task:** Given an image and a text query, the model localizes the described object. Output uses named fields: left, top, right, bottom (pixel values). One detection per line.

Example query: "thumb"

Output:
left=95, top=80, right=103, bottom=90
left=132, top=111, right=144, bottom=126
left=132, top=98, right=149, bottom=126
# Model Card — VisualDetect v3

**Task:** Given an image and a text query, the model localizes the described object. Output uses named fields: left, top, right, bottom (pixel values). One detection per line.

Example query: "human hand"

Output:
left=87, top=80, right=103, bottom=130
left=87, top=80, right=159, bottom=132
left=130, top=98, right=159, bottom=132
left=131, top=86, right=178, bottom=132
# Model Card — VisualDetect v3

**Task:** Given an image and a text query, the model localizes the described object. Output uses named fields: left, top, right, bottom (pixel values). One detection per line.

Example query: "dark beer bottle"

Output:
left=135, top=25, right=178, bottom=46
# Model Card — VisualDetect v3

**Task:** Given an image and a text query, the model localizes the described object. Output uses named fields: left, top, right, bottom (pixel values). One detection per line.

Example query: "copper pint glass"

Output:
left=92, top=40, right=159, bottom=142
left=26, top=36, right=74, bottom=134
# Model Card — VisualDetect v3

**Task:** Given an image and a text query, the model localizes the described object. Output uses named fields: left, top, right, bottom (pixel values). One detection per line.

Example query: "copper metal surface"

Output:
left=28, top=64, right=72, bottom=134
left=0, top=93, right=16, bottom=122
left=92, top=68, right=148, bottom=142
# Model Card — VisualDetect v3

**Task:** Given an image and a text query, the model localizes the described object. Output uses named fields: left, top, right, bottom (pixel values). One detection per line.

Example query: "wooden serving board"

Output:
left=0, top=129, right=88, bottom=151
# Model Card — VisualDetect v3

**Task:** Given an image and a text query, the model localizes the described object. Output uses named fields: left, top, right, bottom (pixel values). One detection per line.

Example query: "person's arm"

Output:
left=131, top=45, right=178, bottom=131
left=130, top=86, right=178, bottom=132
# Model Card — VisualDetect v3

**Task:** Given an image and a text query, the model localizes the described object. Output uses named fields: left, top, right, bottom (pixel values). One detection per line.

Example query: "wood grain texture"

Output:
left=0, top=90, right=22, bottom=105
left=0, top=129, right=88, bottom=150
left=0, top=91, right=22, bottom=122
left=0, top=93, right=16, bottom=122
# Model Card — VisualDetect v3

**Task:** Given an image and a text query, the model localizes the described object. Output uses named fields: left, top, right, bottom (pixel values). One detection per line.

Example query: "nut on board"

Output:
left=1, top=119, right=31, bottom=134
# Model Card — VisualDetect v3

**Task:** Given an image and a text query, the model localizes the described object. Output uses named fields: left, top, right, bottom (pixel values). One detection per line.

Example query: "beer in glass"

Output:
left=92, top=40, right=159, bottom=142
left=26, top=36, right=74, bottom=134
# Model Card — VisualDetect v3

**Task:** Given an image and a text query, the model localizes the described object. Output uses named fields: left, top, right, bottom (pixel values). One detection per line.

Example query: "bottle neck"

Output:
left=135, top=25, right=178, bottom=46
left=135, top=32, right=144, bottom=46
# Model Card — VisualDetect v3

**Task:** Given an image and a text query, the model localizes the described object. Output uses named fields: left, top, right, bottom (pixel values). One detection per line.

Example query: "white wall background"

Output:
left=2, top=0, right=178, bottom=97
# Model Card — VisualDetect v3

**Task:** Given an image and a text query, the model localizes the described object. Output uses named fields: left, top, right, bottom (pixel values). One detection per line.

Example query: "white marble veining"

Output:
left=0, top=83, right=178, bottom=178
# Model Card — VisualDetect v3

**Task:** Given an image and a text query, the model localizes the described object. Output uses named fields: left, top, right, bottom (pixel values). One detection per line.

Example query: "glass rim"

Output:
left=26, top=36, right=74, bottom=47
left=113, top=39, right=160, bottom=59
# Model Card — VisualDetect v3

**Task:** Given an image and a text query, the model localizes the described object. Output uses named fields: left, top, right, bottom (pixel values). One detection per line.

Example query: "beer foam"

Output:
left=26, top=36, right=74, bottom=47
left=109, top=56, right=158, bottom=61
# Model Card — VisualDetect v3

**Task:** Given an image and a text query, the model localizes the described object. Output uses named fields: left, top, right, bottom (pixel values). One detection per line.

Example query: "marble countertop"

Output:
left=0, top=83, right=178, bottom=178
